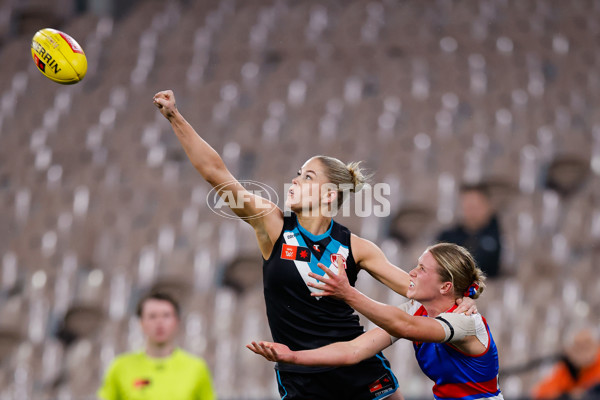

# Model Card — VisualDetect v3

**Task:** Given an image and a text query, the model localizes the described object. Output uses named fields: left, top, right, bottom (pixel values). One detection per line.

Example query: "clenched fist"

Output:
left=153, top=90, right=178, bottom=121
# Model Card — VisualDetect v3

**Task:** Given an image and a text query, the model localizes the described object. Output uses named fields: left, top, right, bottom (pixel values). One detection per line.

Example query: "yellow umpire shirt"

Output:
left=98, top=348, right=216, bottom=400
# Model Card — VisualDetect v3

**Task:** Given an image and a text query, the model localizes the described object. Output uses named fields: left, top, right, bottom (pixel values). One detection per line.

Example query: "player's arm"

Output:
left=350, top=234, right=410, bottom=296
left=310, top=262, right=485, bottom=345
left=343, top=289, right=449, bottom=343
left=153, top=90, right=283, bottom=257
left=350, top=235, right=477, bottom=314
left=309, top=262, right=446, bottom=342
left=247, top=328, right=392, bottom=367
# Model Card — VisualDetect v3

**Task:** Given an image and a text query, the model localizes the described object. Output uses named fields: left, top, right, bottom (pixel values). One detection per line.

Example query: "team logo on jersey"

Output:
left=330, top=253, right=346, bottom=269
left=281, top=244, right=311, bottom=262
left=313, top=244, right=321, bottom=252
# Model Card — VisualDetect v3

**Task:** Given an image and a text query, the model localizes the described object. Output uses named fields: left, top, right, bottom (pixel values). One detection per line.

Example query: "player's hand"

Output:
left=307, top=257, right=352, bottom=299
left=153, top=90, right=178, bottom=120
left=246, top=341, right=295, bottom=363
left=455, top=297, right=478, bottom=315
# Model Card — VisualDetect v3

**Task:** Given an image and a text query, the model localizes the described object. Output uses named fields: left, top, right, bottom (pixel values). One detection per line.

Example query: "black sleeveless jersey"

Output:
left=263, top=213, right=365, bottom=372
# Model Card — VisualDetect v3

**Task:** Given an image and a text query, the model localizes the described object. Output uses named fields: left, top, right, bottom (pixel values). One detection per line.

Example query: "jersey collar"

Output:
left=445, top=304, right=459, bottom=313
left=295, top=215, right=333, bottom=242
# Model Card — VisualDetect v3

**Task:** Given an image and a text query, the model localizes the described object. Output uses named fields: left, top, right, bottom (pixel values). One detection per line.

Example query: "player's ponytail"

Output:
left=313, top=155, right=371, bottom=207
left=465, top=268, right=486, bottom=299
left=345, top=161, right=368, bottom=193
left=427, top=243, right=487, bottom=300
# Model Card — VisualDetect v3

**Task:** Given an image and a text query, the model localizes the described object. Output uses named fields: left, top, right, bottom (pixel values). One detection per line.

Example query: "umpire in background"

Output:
left=98, top=291, right=215, bottom=400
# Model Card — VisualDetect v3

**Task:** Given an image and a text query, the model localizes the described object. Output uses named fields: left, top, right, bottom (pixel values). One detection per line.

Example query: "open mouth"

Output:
left=409, top=281, right=415, bottom=288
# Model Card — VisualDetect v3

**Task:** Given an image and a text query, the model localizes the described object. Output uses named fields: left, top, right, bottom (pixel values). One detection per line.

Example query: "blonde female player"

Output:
left=153, top=90, right=475, bottom=400
left=248, top=243, right=503, bottom=400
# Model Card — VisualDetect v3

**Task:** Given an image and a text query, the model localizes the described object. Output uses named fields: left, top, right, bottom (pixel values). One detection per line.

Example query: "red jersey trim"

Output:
left=433, top=376, right=499, bottom=397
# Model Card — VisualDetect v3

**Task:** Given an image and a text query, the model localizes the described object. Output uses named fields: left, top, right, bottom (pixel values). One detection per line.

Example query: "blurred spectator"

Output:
left=532, top=326, right=600, bottom=400
left=98, top=291, right=215, bottom=400
left=436, top=183, right=502, bottom=278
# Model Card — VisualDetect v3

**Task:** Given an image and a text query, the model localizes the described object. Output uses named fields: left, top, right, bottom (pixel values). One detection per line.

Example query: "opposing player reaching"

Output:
left=248, top=243, right=503, bottom=400
left=153, top=90, right=475, bottom=400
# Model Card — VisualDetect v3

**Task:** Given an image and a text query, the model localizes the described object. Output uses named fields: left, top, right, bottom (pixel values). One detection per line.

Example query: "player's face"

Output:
left=407, top=251, right=446, bottom=302
left=140, top=299, right=179, bottom=346
left=286, top=158, right=332, bottom=214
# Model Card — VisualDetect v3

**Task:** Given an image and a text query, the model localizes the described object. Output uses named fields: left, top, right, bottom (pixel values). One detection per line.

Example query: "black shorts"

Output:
left=275, top=353, right=399, bottom=400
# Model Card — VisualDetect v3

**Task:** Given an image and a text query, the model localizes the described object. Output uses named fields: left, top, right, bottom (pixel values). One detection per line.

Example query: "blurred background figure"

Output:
left=531, top=325, right=600, bottom=400
left=98, top=291, right=215, bottom=400
left=436, top=183, right=502, bottom=279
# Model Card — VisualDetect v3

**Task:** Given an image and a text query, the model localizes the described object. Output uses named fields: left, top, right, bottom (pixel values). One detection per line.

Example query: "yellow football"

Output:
left=31, top=28, right=87, bottom=84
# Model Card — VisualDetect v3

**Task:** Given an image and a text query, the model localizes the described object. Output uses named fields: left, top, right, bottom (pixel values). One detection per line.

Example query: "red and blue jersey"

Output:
left=411, top=304, right=503, bottom=400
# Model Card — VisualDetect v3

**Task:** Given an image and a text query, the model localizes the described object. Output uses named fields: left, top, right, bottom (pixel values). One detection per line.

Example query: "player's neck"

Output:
left=296, top=213, right=332, bottom=236
left=422, top=297, right=456, bottom=318
left=146, top=342, right=175, bottom=359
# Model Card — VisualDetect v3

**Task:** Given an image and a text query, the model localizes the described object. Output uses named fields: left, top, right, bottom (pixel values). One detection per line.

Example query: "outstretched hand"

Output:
left=246, top=341, right=295, bottom=363
left=307, top=257, right=353, bottom=300
left=153, top=90, right=178, bottom=120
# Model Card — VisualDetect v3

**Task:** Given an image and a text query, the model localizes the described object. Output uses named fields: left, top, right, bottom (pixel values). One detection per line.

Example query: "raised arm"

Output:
left=350, top=234, right=410, bottom=296
left=246, top=327, right=392, bottom=367
left=153, top=90, right=282, bottom=257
